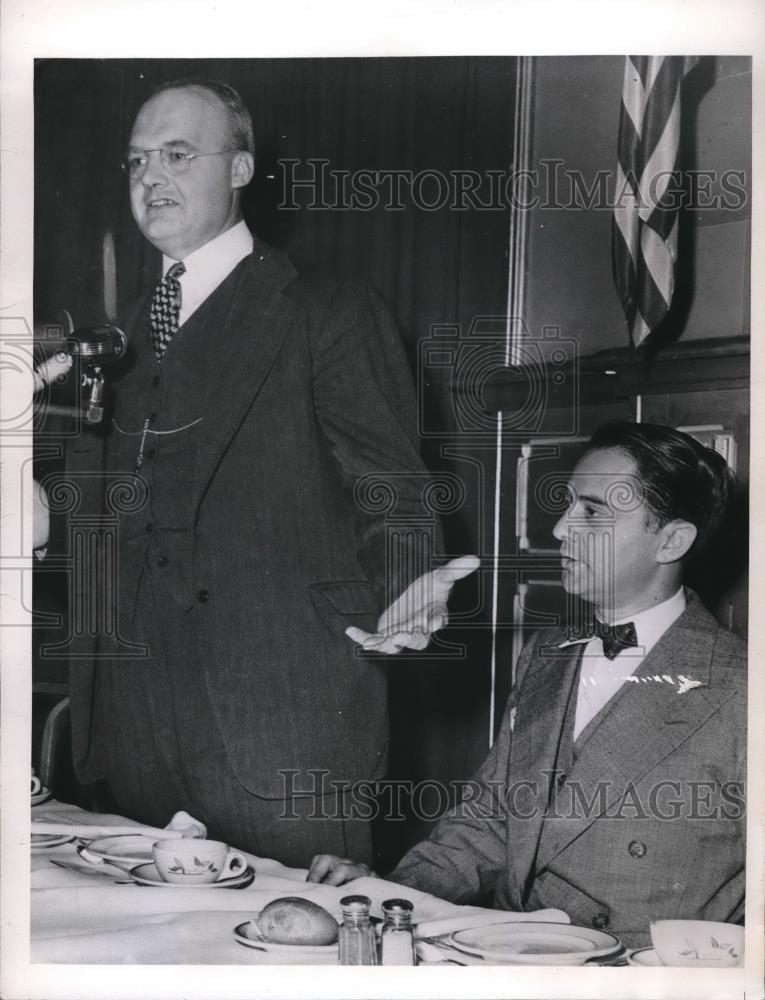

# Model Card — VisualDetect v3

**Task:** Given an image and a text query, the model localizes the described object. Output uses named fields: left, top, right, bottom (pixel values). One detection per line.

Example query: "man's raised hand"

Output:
left=345, top=554, right=479, bottom=654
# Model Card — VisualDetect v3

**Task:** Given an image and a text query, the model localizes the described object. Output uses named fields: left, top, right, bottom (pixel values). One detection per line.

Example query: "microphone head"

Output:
left=66, top=325, right=126, bottom=364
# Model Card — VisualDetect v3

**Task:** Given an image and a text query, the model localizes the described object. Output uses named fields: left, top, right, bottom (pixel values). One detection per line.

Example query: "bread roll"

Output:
left=257, top=897, right=339, bottom=945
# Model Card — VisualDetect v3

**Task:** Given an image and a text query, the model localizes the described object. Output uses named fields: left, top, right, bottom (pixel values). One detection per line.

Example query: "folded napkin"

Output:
left=31, top=809, right=207, bottom=842
left=416, top=940, right=488, bottom=965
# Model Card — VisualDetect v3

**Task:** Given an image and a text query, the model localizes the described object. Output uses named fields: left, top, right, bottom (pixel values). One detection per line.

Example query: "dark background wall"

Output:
left=33, top=57, right=750, bottom=865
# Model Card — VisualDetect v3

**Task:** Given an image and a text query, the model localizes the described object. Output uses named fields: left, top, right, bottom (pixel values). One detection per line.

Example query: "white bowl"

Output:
left=650, top=920, right=744, bottom=967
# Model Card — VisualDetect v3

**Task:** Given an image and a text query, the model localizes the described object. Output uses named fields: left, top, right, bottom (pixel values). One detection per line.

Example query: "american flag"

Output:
left=612, top=56, right=699, bottom=346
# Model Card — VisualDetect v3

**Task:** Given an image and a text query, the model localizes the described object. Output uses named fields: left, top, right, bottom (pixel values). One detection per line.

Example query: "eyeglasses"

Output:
left=121, top=144, right=237, bottom=180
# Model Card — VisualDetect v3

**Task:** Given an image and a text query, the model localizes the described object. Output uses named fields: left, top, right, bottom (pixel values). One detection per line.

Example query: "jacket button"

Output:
left=197, top=589, right=210, bottom=603
left=628, top=840, right=647, bottom=858
left=592, top=912, right=609, bottom=929
left=157, top=555, right=169, bottom=567
left=145, top=522, right=153, bottom=534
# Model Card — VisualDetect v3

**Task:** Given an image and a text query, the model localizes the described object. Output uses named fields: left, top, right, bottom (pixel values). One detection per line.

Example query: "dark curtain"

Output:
left=34, top=57, right=517, bottom=863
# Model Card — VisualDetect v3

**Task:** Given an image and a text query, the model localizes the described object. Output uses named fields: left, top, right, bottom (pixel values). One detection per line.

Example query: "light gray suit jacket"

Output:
left=390, top=592, right=746, bottom=948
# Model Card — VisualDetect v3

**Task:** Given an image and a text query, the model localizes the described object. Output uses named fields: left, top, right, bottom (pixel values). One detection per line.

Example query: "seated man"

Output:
left=309, top=422, right=746, bottom=949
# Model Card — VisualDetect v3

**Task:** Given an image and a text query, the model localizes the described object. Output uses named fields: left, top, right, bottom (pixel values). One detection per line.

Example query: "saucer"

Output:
left=31, top=833, right=75, bottom=852
left=31, top=788, right=53, bottom=807
left=81, top=835, right=156, bottom=866
left=234, top=919, right=338, bottom=956
left=129, top=862, right=254, bottom=889
left=627, top=947, right=663, bottom=967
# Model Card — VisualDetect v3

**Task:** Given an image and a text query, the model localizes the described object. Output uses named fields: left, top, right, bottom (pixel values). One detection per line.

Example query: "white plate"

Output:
left=628, top=947, right=663, bottom=967
left=449, top=922, right=621, bottom=965
left=81, top=835, right=156, bottom=866
left=129, top=862, right=254, bottom=889
left=234, top=919, right=338, bottom=956
left=31, top=833, right=75, bottom=852
left=31, top=788, right=52, bottom=807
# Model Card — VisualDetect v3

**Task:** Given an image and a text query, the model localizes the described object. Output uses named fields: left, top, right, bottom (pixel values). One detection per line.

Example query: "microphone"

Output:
left=64, top=324, right=127, bottom=364
left=35, top=324, right=127, bottom=425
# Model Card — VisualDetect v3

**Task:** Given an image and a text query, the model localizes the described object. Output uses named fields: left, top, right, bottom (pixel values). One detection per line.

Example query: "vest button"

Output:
left=146, top=448, right=156, bottom=460
left=152, top=375, right=161, bottom=386
left=628, top=840, right=647, bottom=859
left=592, top=912, right=609, bottom=929
left=157, top=555, right=169, bottom=567
left=197, top=589, right=210, bottom=603
left=145, top=522, right=153, bottom=534
left=148, top=412, right=157, bottom=423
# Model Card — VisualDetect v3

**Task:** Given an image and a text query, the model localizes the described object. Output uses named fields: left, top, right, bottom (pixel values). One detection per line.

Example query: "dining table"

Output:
left=31, top=799, right=577, bottom=966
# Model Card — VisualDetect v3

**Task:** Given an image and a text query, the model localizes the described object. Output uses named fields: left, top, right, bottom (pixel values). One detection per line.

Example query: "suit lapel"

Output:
left=506, top=639, right=582, bottom=902
left=191, top=241, right=298, bottom=509
left=533, top=600, right=737, bottom=872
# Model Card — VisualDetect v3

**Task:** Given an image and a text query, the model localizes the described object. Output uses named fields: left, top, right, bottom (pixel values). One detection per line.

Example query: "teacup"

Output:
left=30, top=771, right=41, bottom=796
left=650, top=920, right=744, bottom=967
left=152, top=839, right=247, bottom=885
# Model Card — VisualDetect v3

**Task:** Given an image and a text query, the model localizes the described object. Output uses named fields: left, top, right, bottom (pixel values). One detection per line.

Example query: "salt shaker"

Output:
left=338, top=894, right=378, bottom=965
left=380, top=897, right=415, bottom=965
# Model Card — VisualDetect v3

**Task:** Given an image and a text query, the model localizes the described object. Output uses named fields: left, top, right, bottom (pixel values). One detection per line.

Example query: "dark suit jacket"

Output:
left=69, top=238, right=436, bottom=797
left=390, top=592, right=746, bottom=947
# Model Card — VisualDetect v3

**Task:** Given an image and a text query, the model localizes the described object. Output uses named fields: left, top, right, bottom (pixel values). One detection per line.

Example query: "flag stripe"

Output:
left=612, top=55, right=697, bottom=345
left=634, top=59, right=685, bottom=175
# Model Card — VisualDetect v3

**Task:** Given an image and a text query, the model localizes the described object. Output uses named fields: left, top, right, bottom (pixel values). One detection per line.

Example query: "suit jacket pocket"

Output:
left=308, top=579, right=381, bottom=639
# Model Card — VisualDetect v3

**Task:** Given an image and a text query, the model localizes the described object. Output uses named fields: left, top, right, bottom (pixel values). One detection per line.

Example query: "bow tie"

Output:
left=566, top=619, right=638, bottom=660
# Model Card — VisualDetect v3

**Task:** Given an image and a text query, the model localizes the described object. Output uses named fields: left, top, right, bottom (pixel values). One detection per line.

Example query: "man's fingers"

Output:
left=345, top=626, right=375, bottom=646
left=433, top=554, right=480, bottom=585
left=306, top=854, right=372, bottom=885
left=306, top=854, right=350, bottom=883
left=322, top=863, right=362, bottom=886
left=347, top=625, right=428, bottom=653
left=363, top=631, right=430, bottom=654
left=427, top=607, right=449, bottom=633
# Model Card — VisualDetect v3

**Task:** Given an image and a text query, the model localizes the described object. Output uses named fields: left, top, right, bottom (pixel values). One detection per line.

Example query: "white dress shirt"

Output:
left=571, top=588, right=687, bottom=740
left=162, top=220, right=254, bottom=326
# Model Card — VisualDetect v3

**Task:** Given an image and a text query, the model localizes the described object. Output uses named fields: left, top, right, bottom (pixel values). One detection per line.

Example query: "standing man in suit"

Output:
left=62, top=77, right=477, bottom=865
left=310, top=423, right=746, bottom=948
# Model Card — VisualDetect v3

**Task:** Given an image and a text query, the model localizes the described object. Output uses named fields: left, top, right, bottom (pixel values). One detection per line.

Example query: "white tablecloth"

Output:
left=31, top=801, right=568, bottom=965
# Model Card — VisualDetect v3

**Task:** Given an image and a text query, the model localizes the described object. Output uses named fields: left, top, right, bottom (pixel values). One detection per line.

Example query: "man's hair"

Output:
left=150, top=77, right=255, bottom=156
left=585, top=421, right=736, bottom=557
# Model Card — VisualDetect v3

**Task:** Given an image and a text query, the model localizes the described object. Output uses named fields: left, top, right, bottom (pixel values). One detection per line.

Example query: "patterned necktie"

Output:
left=565, top=618, right=638, bottom=660
left=150, top=261, right=186, bottom=360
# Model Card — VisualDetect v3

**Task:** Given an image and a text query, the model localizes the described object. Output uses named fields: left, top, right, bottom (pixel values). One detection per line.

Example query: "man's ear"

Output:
left=231, top=151, right=254, bottom=189
left=655, top=519, right=697, bottom=564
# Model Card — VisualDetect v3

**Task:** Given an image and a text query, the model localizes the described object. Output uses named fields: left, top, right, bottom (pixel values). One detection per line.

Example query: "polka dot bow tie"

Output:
left=150, top=261, right=186, bottom=360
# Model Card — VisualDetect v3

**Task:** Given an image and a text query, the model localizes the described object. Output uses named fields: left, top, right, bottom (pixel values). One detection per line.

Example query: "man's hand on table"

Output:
left=307, top=854, right=377, bottom=886
left=345, top=554, right=480, bottom=654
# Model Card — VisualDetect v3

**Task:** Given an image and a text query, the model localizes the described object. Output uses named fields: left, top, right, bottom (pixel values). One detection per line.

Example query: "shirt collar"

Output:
left=162, top=221, right=253, bottom=324
left=617, top=587, right=686, bottom=654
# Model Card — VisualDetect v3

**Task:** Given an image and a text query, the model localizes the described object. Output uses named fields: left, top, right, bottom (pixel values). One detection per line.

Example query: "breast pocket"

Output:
left=308, top=579, right=381, bottom=639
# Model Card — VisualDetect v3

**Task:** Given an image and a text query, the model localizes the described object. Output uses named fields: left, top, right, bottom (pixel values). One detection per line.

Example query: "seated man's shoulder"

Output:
left=512, top=624, right=569, bottom=680
left=684, top=591, right=746, bottom=663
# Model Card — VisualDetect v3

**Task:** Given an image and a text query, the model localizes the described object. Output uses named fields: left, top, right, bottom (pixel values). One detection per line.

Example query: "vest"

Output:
left=108, top=259, right=249, bottom=615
